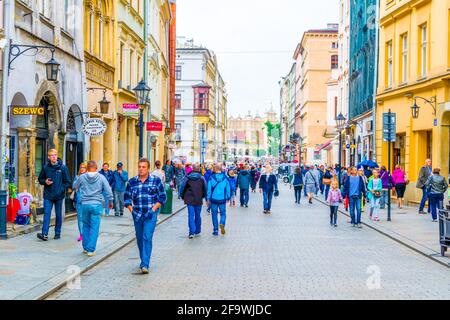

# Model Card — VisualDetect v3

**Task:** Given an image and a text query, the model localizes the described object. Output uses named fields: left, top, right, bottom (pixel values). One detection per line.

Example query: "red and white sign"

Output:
left=146, top=122, right=163, bottom=132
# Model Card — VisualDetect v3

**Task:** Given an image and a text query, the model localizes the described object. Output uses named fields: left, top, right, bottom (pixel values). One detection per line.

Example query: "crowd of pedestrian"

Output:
left=35, top=150, right=449, bottom=274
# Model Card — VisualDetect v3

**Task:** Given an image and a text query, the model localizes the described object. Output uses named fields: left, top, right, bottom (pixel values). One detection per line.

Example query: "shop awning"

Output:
left=314, top=140, right=333, bottom=154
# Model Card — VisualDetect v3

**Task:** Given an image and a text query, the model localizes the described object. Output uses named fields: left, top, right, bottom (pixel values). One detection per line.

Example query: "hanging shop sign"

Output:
left=123, top=104, right=140, bottom=116
left=146, top=122, right=163, bottom=132
left=82, top=118, right=107, bottom=136
left=10, top=106, right=45, bottom=116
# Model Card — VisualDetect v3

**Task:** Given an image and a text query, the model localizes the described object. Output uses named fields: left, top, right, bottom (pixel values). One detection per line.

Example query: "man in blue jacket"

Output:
left=343, top=166, right=367, bottom=228
left=207, top=164, right=231, bottom=236
left=237, top=165, right=252, bottom=207
left=259, top=165, right=279, bottom=214
left=113, top=162, right=128, bottom=217
left=178, top=164, right=207, bottom=238
left=37, top=149, right=72, bottom=241
left=99, top=163, right=115, bottom=216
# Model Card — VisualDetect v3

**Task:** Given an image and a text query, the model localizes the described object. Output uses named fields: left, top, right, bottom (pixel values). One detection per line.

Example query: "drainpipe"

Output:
left=0, top=0, right=12, bottom=239
left=372, top=0, right=380, bottom=162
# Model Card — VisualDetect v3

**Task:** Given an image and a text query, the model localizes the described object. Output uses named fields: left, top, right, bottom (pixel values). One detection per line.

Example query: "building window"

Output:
left=332, top=42, right=338, bottom=49
left=137, top=56, right=141, bottom=83
left=420, top=24, right=428, bottom=77
left=175, top=94, right=181, bottom=109
left=98, top=18, right=103, bottom=59
left=129, top=49, right=134, bottom=88
left=89, top=9, right=94, bottom=54
left=331, top=55, right=338, bottom=69
left=387, top=41, right=393, bottom=87
left=198, top=93, right=206, bottom=109
left=175, top=123, right=182, bottom=141
left=175, top=66, right=182, bottom=80
left=334, top=96, right=338, bottom=119
left=401, top=34, right=408, bottom=83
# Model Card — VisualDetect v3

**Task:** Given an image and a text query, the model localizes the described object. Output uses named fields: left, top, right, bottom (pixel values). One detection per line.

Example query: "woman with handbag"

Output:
left=392, top=165, right=407, bottom=209
left=290, top=167, right=304, bottom=204
left=72, top=162, right=87, bottom=242
left=367, top=169, right=383, bottom=221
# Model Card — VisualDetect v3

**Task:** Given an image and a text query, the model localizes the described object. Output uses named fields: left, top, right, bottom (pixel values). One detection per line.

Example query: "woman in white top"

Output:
left=152, top=160, right=166, bottom=183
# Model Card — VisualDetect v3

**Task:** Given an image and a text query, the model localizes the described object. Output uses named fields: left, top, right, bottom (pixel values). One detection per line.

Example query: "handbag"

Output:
left=69, top=191, right=76, bottom=201
left=323, top=178, right=331, bottom=186
left=274, top=189, right=280, bottom=197
left=373, top=191, right=381, bottom=198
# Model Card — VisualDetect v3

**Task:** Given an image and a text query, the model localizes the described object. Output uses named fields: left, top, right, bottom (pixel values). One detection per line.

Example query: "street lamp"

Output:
left=411, top=95, right=437, bottom=120
left=335, top=113, right=347, bottom=186
left=133, top=80, right=152, bottom=159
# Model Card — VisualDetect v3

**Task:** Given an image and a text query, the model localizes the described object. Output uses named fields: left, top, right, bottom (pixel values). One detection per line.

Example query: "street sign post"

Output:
left=383, top=110, right=396, bottom=222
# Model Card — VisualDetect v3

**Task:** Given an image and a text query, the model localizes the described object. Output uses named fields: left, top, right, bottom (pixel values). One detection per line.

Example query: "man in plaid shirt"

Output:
left=125, top=158, right=166, bottom=274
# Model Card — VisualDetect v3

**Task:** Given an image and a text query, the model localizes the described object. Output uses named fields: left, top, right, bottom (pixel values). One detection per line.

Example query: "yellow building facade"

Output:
left=84, top=0, right=117, bottom=169
left=376, top=0, right=450, bottom=205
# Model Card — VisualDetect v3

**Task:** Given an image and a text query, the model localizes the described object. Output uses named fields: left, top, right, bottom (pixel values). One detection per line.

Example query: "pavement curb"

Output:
left=13, top=205, right=187, bottom=300
left=314, top=196, right=449, bottom=269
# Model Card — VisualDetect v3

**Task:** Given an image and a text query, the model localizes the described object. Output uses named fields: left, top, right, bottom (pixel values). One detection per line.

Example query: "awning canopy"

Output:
left=314, top=140, right=333, bottom=154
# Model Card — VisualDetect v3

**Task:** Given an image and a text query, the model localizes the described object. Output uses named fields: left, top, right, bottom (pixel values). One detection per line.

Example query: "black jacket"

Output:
left=178, top=172, right=207, bottom=206
left=38, top=159, right=72, bottom=201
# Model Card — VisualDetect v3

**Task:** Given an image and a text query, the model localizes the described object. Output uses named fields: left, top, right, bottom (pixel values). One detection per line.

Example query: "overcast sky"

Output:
left=177, top=0, right=338, bottom=118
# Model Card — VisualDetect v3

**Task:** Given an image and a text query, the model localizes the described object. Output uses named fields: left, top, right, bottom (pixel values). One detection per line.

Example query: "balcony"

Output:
left=193, top=109, right=211, bottom=117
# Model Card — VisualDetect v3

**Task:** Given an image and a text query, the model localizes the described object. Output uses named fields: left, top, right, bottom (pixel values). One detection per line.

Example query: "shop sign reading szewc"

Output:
left=82, top=118, right=107, bottom=136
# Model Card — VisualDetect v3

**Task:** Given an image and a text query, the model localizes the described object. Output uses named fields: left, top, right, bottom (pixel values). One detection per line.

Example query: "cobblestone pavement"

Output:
left=48, top=186, right=450, bottom=300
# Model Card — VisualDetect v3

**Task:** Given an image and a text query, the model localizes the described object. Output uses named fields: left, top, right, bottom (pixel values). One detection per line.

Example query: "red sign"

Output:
left=146, top=122, right=163, bottom=132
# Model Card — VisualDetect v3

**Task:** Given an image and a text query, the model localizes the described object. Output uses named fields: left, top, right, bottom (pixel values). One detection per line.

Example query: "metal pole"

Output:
left=139, top=108, right=144, bottom=159
left=387, top=109, right=392, bottom=222
left=0, top=0, right=12, bottom=240
left=338, top=131, right=342, bottom=186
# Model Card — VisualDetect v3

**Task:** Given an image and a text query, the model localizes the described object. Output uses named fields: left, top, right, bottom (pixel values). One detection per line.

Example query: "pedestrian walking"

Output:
left=174, top=163, right=186, bottom=194
left=112, top=162, right=128, bottom=217
left=250, top=166, right=258, bottom=192
left=237, top=165, right=252, bottom=207
left=322, top=166, right=333, bottom=201
left=367, top=169, right=383, bottom=221
left=227, top=170, right=237, bottom=206
left=358, top=168, right=369, bottom=212
left=327, top=180, right=343, bottom=227
left=124, top=158, right=167, bottom=274
left=73, top=161, right=114, bottom=257
left=290, top=167, right=304, bottom=204
left=391, top=165, right=407, bottom=209
left=207, top=164, right=231, bottom=236
left=99, top=163, right=115, bottom=216
left=178, top=164, right=207, bottom=238
left=304, top=165, right=319, bottom=204
left=162, top=160, right=174, bottom=187
left=318, top=165, right=325, bottom=195
left=416, top=159, right=433, bottom=215
left=204, top=164, right=213, bottom=182
left=259, top=165, right=279, bottom=214
left=426, top=168, right=449, bottom=222
left=343, top=167, right=367, bottom=228
left=185, top=163, right=193, bottom=175
left=72, top=162, right=87, bottom=242
left=152, top=160, right=166, bottom=183
left=37, top=149, right=72, bottom=241
left=378, top=166, right=390, bottom=210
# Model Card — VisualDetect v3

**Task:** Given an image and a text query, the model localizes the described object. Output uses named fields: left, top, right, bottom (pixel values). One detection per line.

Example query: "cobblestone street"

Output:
left=48, top=186, right=450, bottom=300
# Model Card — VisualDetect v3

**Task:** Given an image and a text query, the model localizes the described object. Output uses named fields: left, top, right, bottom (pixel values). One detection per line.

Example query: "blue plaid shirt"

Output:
left=124, top=175, right=167, bottom=222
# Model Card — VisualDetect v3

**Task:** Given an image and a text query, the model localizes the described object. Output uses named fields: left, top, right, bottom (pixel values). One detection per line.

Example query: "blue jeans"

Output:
left=75, top=202, right=83, bottom=235
left=263, top=191, right=274, bottom=211
left=41, top=198, right=64, bottom=236
left=349, top=197, right=362, bottom=225
left=240, top=188, right=249, bottom=206
left=294, top=186, right=302, bottom=203
left=187, top=205, right=202, bottom=235
left=324, top=185, right=331, bottom=201
left=210, top=203, right=226, bottom=233
left=330, top=206, right=338, bottom=225
left=103, top=192, right=110, bottom=215
left=419, top=186, right=430, bottom=213
left=428, top=193, right=444, bottom=220
left=81, top=204, right=103, bottom=252
left=114, top=191, right=125, bottom=216
left=379, top=190, right=388, bottom=209
left=134, top=211, right=158, bottom=269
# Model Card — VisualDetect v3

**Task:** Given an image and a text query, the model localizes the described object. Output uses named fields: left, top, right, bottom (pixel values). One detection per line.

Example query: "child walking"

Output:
left=227, top=170, right=237, bottom=207
left=327, top=181, right=343, bottom=227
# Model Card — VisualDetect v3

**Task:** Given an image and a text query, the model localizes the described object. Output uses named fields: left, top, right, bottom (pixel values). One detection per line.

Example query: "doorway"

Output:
left=65, top=141, right=83, bottom=212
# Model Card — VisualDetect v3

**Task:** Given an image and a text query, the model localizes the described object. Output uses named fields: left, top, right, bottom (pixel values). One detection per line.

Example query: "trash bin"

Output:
left=160, top=183, right=173, bottom=215
left=438, top=208, right=450, bottom=257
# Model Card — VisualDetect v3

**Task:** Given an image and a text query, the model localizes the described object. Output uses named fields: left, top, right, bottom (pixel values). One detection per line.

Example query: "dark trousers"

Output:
left=240, top=188, right=249, bottom=206
left=330, top=205, right=338, bottom=225
left=324, top=185, right=331, bottom=201
left=294, top=186, right=302, bottom=203
left=429, top=193, right=444, bottom=220
left=419, top=186, right=430, bottom=213
left=42, top=198, right=64, bottom=236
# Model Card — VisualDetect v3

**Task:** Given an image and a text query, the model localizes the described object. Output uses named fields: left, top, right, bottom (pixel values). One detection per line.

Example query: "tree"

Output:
left=264, top=121, right=281, bottom=157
